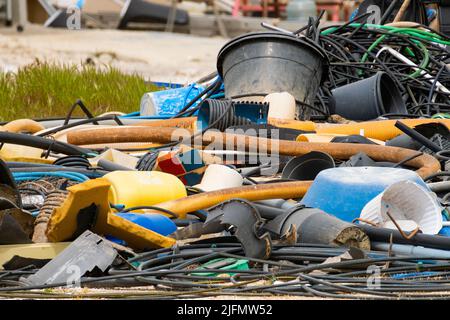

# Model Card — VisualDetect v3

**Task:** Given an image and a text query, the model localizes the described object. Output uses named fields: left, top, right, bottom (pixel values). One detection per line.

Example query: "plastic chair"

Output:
left=232, top=0, right=285, bottom=18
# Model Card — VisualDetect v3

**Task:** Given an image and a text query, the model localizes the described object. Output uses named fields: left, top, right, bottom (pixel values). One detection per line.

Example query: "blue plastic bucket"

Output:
left=301, top=167, right=428, bottom=222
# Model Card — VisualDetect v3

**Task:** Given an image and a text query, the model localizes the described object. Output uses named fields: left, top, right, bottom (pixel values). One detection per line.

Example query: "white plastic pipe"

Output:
left=264, top=92, right=297, bottom=120
left=194, top=164, right=243, bottom=192
left=377, top=46, right=450, bottom=95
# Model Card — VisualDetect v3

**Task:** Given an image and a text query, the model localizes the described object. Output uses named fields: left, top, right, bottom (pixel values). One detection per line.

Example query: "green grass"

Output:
left=0, top=61, right=157, bottom=121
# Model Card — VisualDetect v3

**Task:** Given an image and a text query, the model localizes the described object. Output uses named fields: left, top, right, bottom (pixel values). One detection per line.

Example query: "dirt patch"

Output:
left=0, top=25, right=227, bottom=84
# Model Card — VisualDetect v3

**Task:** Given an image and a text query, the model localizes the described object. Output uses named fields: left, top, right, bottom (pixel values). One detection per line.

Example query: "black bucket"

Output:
left=217, top=32, right=329, bottom=120
left=281, top=151, right=335, bottom=181
left=329, top=72, right=407, bottom=121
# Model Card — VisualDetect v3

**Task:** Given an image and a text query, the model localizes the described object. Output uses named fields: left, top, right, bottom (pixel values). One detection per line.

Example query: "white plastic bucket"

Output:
left=360, top=180, right=443, bottom=234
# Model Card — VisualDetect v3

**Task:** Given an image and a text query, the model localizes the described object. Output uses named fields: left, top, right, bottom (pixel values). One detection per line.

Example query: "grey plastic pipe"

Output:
left=428, top=181, right=450, bottom=193
left=372, top=242, right=450, bottom=259
left=256, top=199, right=297, bottom=210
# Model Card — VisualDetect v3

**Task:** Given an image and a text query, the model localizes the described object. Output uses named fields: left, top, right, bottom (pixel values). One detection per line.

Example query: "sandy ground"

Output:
left=0, top=25, right=227, bottom=84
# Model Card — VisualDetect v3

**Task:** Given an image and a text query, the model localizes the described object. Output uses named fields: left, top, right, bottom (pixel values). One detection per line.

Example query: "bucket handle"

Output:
left=386, top=211, right=420, bottom=240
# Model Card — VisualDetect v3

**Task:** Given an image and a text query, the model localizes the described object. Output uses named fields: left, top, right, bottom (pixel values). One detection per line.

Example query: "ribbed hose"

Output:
left=201, top=99, right=252, bottom=131
left=66, top=126, right=441, bottom=178
left=32, top=190, right=69, bottom=243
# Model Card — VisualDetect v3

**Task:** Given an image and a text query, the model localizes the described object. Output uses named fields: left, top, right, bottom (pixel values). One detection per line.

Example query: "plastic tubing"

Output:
left=12, top=171, right=89, bottom=182
left=66, top=126, right=440, bottom=178
left=395, top=120, right=442, bottom=152
left=0, top=132, right=93, bottom=156
left=1, top=119, right=45, bottom=134
left=322, top=23, right=450, bottom=45
left=359, top=225, right=450, bottom=250
left=36, top=115, right=124, bottom=137
left=10, top=167, right=105, bottom=178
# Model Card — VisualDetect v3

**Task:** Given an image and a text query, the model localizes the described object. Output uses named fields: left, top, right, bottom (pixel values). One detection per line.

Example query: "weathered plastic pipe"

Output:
left=256, top=199, right=297, bottom=210
left=269, top=118, right=450, bottom=141
left=144, top=180, right=312, bottom=218
left=315, top=119, right=450, bottom=141
left=372, top=242, right=450, bottom=259
left=1, top=119, right=45, bottom=134
left=131, top=117, right=197, bottom=129
left=428, top=181, right=450, bottom=193
left=66, top=126, right=441, bottom=178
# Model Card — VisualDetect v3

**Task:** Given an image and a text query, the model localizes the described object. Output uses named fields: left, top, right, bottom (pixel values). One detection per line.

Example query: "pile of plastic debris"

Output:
left=3, top=19, right=450, bottom=300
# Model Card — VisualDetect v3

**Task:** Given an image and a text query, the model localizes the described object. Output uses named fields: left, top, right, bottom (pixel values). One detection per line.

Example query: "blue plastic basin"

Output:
left=301, top=167, right=428, bottom=222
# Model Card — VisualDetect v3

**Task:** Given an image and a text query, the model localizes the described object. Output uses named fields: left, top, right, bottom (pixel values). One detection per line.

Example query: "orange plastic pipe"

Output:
left=315, top=119, right=450, bottom=141
left=132, top=117, right=197, bottom=129
left=268, top=118, right=450, bottom=141
left=149, top=181, right=312, bottom=218
left=67, top=126, right=440, bottom=178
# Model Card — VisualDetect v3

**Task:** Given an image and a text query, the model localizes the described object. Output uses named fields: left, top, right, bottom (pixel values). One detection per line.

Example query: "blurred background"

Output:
left=0, top=0, right=355, bottom=83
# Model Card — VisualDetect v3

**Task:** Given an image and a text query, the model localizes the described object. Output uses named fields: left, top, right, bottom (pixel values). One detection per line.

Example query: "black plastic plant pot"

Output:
left=217, top=32, right=329, bottom=120
left=281, top=151, right=335, bottom=181
left=329, top=72, right=407, bottom=121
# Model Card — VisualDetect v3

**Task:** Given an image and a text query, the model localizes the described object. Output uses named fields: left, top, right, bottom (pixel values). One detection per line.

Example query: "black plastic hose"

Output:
left=358, top=224, right=450, bottom=250
left=0, top=132, right=93, bottom=156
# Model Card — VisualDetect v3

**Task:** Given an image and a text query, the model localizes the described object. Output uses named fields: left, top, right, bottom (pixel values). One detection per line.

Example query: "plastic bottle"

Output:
left=103, top=171, right=187, bottom=208
left=286, top=0, right=317, bottom=21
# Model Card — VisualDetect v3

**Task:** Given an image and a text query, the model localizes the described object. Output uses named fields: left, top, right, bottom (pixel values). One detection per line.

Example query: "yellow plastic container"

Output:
left=0, top=144, right=51, bottom=163
left=103, top=171, right=187, bottom=208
